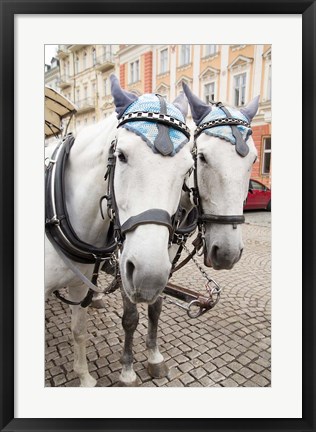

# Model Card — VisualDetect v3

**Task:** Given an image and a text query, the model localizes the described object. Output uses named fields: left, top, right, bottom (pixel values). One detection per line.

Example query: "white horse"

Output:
left=45, top=76, right=193, bottom=387
left=116, top=89, right=260, bottom=385
left=138, top=87, right=260, bottom=385
left=182, top=83, right=259, bottom=270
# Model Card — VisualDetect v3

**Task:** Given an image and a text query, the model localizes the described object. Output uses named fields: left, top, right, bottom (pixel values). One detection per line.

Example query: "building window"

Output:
left=233, top=73, right=247, bottom=106
left=160, top=48, right=168, bottom=74
left=83, top=52, right=87, bottom=70
left=130, top=60, right=140, bottom=83
left=205, top=45, right=217, bottom=57
left=180, top=45, right=190, bottom=66
left=103, top=78, right=107, bottom=96
left=92, top=48, right=96, bottom=65
left=92, top=82, right=96, bottom=97
left=262, top=137, right=271, bottom=175
left=266, top=64, right=271, bottom=101
left=76, top=88, right=80, bottom=102
left=84, top=86, right=88, bottom=100
left=204, top=82, right=215, bottom=104
left=75, top=56, right=79, bottom=74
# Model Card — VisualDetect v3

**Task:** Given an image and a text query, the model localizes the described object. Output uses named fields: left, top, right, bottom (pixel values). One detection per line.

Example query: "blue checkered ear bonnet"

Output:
left=117, top=94, right=190, bottom=156
left=199, top=106, right=252, bottom=144
left=195, top=104, right=252, bottom=157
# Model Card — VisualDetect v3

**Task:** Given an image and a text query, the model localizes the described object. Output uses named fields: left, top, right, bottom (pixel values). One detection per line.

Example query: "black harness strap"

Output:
left=53, top=259, right=102, bottom=308
left=45, top=134, right=117, bottom=264
left=121, top=209, right=173, bottom=237
left=200, top=214, right=245, bottom=230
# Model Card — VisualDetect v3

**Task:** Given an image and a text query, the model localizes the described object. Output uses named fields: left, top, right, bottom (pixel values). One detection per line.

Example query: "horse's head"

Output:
left=183, top=83, right=259, bottom=270
left=110, top=76, right=193, bottom=304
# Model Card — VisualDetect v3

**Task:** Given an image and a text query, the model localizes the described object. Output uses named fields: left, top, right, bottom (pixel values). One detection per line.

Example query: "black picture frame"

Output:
left=1, top=1, right=315, bottom=431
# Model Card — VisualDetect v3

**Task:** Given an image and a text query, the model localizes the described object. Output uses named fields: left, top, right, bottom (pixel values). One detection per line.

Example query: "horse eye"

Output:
left=198, top=153, right=207, bottom=163
left=253, top=156, right=258, bottom=164
left=117, top=152, right=127, bottom=163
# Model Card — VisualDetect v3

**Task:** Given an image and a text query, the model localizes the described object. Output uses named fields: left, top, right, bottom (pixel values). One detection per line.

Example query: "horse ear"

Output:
left=110, top=74, right=138, bottom=118
left=240, top=95, right=260, bottom=123
left=182, top=82, right=212, bottom=125
left=172, top=92, right=188, bottom=119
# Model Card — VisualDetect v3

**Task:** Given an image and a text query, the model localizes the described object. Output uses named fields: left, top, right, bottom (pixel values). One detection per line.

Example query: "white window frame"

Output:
left=92, top=48, right=96, bottom=66
left=204, top=44, right=217, bottom=57
left=83, top=85, right=88, bottom=101
left=75, top=56, right=79, bottom=74
left=129, top=59, right=140, bottom=84
left=203, top=81, right=216, bottom=104
left=82, top=51, right=87, bottom=70
left=230, top=67, right=250, bottom=107
left=91, top=81, right=96, bottom=97
left=233, top=72, right=247, bottom=107
left=262, top=136, right=271, bottom=175
left=159, top=47, right=169, bottom=74
left=179, top=45, right=191, bottom=67
left=264, top=61, right=272, bottom=102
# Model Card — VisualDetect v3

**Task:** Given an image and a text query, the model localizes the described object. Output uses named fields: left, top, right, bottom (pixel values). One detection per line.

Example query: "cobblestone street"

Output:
left=45, top=211, right=271, bottom=388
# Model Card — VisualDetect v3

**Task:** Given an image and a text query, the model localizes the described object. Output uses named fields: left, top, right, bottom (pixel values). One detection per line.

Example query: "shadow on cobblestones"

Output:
left=45, top=212, right=271, bottom=388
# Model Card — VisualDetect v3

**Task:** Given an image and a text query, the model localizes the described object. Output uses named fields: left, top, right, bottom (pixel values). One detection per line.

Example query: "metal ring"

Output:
left=187, top=300, right=203, bottom=318
left=196, top=236, right=206, bottom=256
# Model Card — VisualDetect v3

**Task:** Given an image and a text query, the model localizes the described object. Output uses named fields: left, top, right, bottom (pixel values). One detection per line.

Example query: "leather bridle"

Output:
left=191, top=102, right=251, bottom=231
left=102, top=99, right=192, bottom=248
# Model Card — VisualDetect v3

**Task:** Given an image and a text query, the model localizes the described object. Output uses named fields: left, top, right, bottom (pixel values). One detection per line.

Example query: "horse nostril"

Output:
left=126, top=260, right=135, bottom=283
left=211, top=245, right=219, bottom=262
left=239, top=248, right=244, bottom=259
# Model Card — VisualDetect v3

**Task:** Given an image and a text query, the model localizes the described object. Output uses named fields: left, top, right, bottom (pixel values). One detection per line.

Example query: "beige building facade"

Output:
left=55, top=44, right=119, bottom=133
left=117, top=44, right=271, bottom=187
left=45, top=44, right=271, bottom=186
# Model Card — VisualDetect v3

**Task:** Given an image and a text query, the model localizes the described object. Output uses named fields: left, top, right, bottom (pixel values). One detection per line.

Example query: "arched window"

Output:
left=92, top=48, right=96, bottom=66
left=83, top=51, right=87, bottom=70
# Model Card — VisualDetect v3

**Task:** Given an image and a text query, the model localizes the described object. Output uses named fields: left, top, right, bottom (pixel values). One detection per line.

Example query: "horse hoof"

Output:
left=80, top=375, right=97, bottom=387
left=90, top=299, right=106, bottom=309
left=117, top=379, right=139, bottom=387
left=147, top=361, right=169, bottom=378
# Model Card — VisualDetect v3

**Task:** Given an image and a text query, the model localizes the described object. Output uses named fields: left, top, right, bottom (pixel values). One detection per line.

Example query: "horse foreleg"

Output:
left=69, top=285, right=97, bottom=387
left=146, top=297, right=169, bottom=378
left=119, top=292, right=139, bottom=386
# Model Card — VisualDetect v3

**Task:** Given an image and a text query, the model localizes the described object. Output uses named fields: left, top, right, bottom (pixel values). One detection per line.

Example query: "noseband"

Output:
left=192, top=102, right=251, bottom=230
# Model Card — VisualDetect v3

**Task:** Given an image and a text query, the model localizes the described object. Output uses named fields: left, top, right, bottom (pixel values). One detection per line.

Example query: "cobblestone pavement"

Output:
left=45, top=211, right=271, bottom=387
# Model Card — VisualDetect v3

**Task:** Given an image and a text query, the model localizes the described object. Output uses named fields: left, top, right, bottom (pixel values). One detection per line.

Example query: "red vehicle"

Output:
left=244, top=179, right=271, bottom=211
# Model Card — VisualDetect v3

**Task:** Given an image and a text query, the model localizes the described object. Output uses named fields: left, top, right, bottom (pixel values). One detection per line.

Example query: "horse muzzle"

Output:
left=204, top=245, right=243, bottom=270
left=120, top=256, right=171, bottom=304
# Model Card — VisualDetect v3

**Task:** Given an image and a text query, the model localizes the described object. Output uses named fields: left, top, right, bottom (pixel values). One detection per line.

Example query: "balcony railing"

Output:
left=76, top=97, right=95, bottom=112
left=58, top=74, right=71, bottom=88
left=94, top=52, right=115, bottom=71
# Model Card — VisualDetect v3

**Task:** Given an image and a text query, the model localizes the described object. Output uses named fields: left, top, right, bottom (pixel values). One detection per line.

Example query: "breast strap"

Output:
left=45, top=134, right=116, bottom=264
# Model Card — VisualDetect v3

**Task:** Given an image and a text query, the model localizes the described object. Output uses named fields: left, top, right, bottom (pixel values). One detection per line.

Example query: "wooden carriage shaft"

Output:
left=163, top=282, right=211, bottom=308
